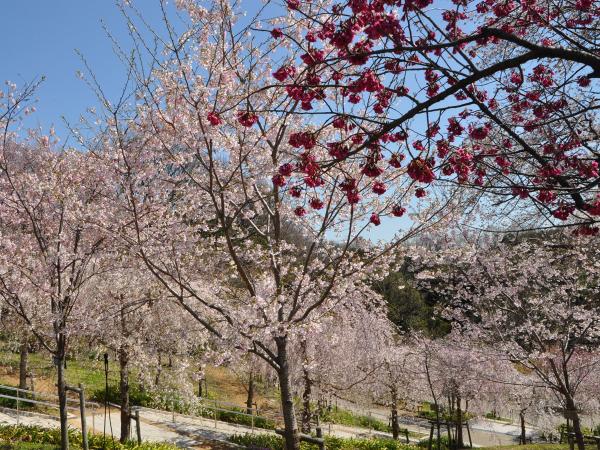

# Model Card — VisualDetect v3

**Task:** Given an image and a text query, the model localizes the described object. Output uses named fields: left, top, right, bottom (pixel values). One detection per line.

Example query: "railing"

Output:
left=0, top=383, right=101, bottom=450
left=162, top=397, right=282, bottom=434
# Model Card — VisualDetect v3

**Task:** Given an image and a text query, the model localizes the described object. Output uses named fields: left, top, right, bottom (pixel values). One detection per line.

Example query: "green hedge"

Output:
left=0, top=425, right=176, bottom=450
left=229, top=433, right=417, bottom=450
left=91, top=385, right=275, bottom=430
left=0, top=444, right=59, bottom=450
left=197, top=406, right=276, bottom=430
left=417, top=436, right=451, bottom=450
left=90, top=384, right=154, bottom=408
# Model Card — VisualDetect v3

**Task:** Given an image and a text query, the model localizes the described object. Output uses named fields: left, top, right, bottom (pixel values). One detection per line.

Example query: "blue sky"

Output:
left=1, top=0, right=409, bottom=242
left=1, top=1, right=172, bottom=143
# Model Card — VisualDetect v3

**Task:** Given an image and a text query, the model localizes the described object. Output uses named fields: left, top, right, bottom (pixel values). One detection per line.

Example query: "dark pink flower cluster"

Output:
left=407, top=158, right=435, bottom=183
left=289, top=132, right=316, bottom=149
left=237, top=112, right=258, bottom=127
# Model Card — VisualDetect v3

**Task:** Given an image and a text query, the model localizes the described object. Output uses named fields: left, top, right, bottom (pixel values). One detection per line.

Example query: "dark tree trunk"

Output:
left=246, top=372, right=255, bottom=415
left=56, top=338, right=69, bottom=450
left=155, top=353, right=162, bottom=386
left=424, top=352, right=441, bottom=450
left=301, top=366, right=312, bottom=434
left=519, top=410, right=526, bottom=445
left=391, top=386, right=400, bottom=440
left=447, top=395, right=454, bottom=449
left=19, top=341, right=28, bottom=391
left=456, top=395, right=464, bottom=449
left=276, top=337, right=300, bottom=450
left=565, top=397, right=585, bottom=450
left=118, top=347, right=131, bottom=443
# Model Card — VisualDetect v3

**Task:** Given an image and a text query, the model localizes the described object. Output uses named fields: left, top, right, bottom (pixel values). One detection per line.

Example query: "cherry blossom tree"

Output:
left=83, top=257, right=205, bottom=442
left=0, top=137, right=110, bottom=449
left=0, top=304, right=34, bottom=390
left=416, top=234, right=600, bottom=450
left=286, top=305, right=396, bottom=434
left=79, top=2, right=460, bottom=449
left=273, top=0, right=600, bottom=232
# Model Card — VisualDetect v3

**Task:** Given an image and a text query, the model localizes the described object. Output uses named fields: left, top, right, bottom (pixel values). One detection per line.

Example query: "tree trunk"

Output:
left=519, top=410, right=526, bottom=445
left=155, top=353, right=162, bottom=386
left=246, top=372, right=255, bottom=415
left=118, top=347, right=131, bottom=443
left=301, top=366, right=312, bottom=434
left=56, top=342, right=69, bottom=450
left=456, top=395, right=464, bottom=449
left=276, top=337, right=300, bottom=450
left=391, top=386, right=400, bottom=440
left=565, top=397, right=585, bottom=450
left=19, top=341, right=29, bottom=391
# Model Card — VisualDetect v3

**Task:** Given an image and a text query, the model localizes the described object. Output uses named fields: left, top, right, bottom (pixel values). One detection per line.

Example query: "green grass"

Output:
left=479, top=445, right=569, bottom=450
left=0, top=425, right=177, bottom=450
left=0, top=444, right=60, bottom=450
left=483, top=412, right=512, bottom=423
left=319, top=408, right=423, bottom=438
left=230, top=433, right=417, bottom=450
left=0, top=348, right=110, bottom=394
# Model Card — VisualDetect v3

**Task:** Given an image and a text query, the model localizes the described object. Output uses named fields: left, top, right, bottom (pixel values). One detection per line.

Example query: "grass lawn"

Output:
left=321, top=407, right=425, bottom=438
left=480, top=445, right=569, bottom=450
left=0, top=348, right=109, bottom=395
left=0, top=444, right=59, bottom=450
left=0, top=442, right=60, bottom=450
left=0, top=347, right=281, bottom=415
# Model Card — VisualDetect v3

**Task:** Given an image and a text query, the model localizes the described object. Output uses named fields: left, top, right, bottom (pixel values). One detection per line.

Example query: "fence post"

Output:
left=568, top=432, right=575, bottom=450
left=466, top=420, right=473, bottom=448
left=16, top=387, right=20, bottom=426
left=316, top=426, right=325, bottom=450
left=135, top=409, right=142, bottom=444
left=428, top=422, right=434, bottom=450
left=78, top=384, right=89, bottom=450
left=214, top=406, right=218, bottom=428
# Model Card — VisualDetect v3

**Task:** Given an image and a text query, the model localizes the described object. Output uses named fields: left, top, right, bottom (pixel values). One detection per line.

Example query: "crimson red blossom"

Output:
left=391, top=205, right=406, bottom=217
left=407, top=158, right=435, bottom=184
left=369, top=213, right=381, bottom=225
left=237, top=111, right=258, bottom=127
left=273, top=0, right=600, bottom=231
left=273, top=65, right=297, bottom=82
left=207, top=111, right=222, bottom=126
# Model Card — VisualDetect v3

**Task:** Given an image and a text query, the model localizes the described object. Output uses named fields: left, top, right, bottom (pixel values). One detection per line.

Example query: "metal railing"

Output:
left=0, top=383, right=101, bottom=449
left=161, top=397, right=282, bottom=434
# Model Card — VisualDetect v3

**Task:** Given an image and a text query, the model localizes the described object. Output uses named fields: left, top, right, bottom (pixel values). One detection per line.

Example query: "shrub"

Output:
left=320, top=408, right=390, bottom=432
left=229, top=433, right=417, bottom=450
left=90, top=384, right=153, bottom=408
left=0, top=424, right=176, bottom=450
left=197, top=405, right=276, bottom=430
left=417, top=435, right=451, bottom=450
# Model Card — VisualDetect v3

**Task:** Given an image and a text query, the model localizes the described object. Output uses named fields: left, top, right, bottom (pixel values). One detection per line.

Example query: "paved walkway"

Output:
left=333, top=398, right=537, bottom=447
left=0, top=402, right=538, bottom=449
left=0, top=408, right=60, bottom=428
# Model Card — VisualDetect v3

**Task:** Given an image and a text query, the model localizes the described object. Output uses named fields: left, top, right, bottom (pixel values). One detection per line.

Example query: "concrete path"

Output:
left=0, top=408, right=60, bottom=428
left=0, top=402, right=538, bottom=449
left=332, top=397, right=537, bottom=447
